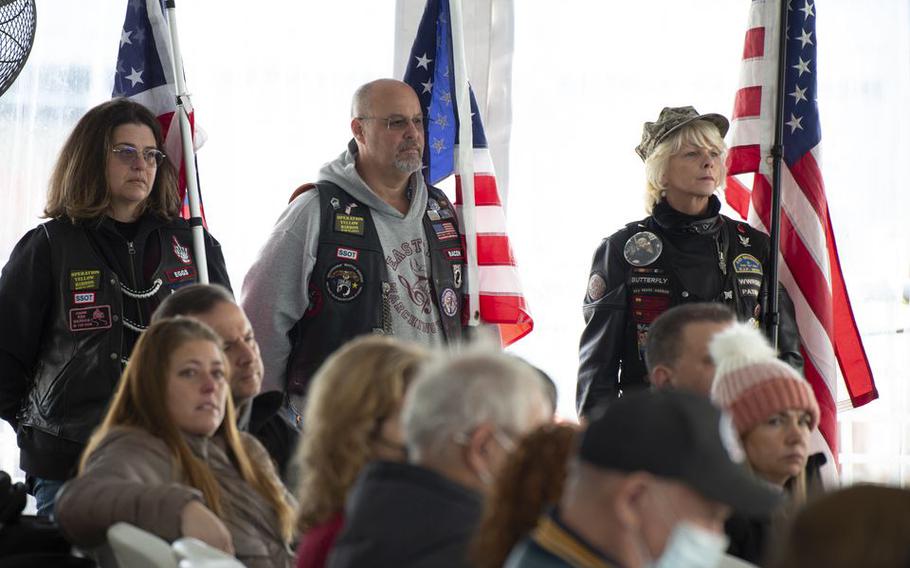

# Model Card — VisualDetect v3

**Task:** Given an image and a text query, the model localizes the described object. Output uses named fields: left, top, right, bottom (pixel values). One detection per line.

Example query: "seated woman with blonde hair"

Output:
left=710, top=322, right=824, bottom=566
left=56, top=317, right=296, bottom=567
left=292, top=335, right=429, bottom=568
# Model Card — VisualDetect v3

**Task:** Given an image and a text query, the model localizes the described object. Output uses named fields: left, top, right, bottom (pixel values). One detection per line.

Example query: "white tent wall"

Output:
left=1, top=1, right=909, bottom=488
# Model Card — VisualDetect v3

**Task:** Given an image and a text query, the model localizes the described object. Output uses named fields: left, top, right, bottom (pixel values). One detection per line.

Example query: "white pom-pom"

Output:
left=709, top=323, right=776, bottom=369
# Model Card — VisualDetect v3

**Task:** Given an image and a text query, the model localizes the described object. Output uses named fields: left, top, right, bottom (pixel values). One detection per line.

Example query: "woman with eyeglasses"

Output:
left=0, top=98, right=230, bottom=516
left=56, top=317, right=295, bottom=567
left=576, top=106, right=803, bottom=416
left=291, top=335, right=428, bottom=568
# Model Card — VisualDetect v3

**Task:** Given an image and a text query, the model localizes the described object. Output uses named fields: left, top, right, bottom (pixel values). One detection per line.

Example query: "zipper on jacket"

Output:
left=127, top=240, right=143, bottom=326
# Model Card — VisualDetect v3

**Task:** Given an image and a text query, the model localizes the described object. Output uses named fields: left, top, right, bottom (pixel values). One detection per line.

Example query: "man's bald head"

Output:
left=351, top=79, right=419, bottom=118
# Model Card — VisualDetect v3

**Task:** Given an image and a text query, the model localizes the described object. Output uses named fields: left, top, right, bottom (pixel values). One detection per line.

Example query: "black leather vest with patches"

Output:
left=285, top=182, right=465, bottom=396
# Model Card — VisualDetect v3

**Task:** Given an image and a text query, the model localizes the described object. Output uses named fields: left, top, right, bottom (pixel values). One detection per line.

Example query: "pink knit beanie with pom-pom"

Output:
left=709, top=322, right=819, bottom=435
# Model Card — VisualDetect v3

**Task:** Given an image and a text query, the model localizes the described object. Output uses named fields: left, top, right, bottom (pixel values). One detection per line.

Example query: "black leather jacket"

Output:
left=0, top=214, right=230, bottom=479
left=577, top=197, right=803, bottom=416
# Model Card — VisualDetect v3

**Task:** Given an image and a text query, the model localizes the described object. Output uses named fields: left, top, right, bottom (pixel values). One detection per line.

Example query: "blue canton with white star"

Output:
left=403, top=0, right=489, bottom=185
left=112, top=0, right=167, bottom=97
left=782, top=0, right=820, bottom=165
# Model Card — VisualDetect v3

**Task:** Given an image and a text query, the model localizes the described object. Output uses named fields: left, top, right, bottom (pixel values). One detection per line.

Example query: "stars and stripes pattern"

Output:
left=113, top=0, right=199, bottom=219
left=403, top=0, right=533, bottom=345
left=725, top=0, right=877, bottom=462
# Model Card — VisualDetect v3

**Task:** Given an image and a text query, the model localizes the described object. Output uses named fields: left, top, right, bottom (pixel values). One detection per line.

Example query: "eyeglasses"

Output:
left=111, top=145, right=166, bottom=167
left=357, top=115, right=424, bottom=131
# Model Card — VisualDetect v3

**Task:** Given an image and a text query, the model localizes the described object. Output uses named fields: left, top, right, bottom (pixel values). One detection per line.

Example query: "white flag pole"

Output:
left=449, top=0, right=480, bottom=326
left=164, top=0, right=208, bottom=283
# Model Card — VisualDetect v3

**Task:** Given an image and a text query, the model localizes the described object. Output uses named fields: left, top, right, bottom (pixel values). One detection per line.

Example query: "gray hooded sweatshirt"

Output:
left=242, top=141, right=444, bottom=395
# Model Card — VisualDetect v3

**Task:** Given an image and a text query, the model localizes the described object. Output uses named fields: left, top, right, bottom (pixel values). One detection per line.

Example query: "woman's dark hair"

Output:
left=45, top=98, right=180, bottom=222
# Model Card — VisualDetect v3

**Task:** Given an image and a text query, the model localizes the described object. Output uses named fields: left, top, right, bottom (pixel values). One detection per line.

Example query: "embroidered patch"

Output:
left=444, top=247, right=464, bottom=261
left=587, top=274, right=607, bottom=301
left=440, top=288, right=459, bottom=317
left=70, top=270, right=101, bottom=291
left=325, top=263, right=364, bottom=302
left=437, top=208, right=455, bottom=220
left=432, top=222, right=458, bottom=241
left=623, top=231, right=662, bottom=266
left=733, top=254, right=763, bottom=275
left=334, top=214, right=365, bottom=236
left=426, top=209, right=441, bottom=221
left=69, top=305, right=113, bottom=332
left=452, top=264, right=463, bottom=289
left=165, top=266, right=197, bottom=283
left=73, top=292, right=95, bottom=305
left=336, top=247, right=359, bottom=261
left=171, top=236, right=192, bottom=264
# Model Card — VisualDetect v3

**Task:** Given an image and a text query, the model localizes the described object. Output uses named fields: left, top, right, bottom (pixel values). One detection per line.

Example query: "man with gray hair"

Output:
left=243, top=79, right=467, bottom=422
left=328, top=349, right=552, bottom=568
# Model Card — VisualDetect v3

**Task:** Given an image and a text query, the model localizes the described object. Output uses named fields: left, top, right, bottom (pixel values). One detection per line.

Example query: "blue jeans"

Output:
left=31, top=477, right=65, bottom=517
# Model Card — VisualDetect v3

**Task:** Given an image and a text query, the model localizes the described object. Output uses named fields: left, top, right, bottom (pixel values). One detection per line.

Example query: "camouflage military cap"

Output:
left=635, top=106, right=729, bottom=161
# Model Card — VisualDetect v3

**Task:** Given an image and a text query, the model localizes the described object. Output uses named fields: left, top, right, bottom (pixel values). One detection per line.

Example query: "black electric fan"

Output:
left=0, top=0, right=36, bottom=98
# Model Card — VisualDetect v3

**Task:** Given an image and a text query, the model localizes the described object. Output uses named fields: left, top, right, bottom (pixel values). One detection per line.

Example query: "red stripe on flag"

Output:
left=727, top=145, right=761, bottom=176
left=802, top=352, right=839, bottom=466
left=788, top=153, right=829, bottom=226
left=476, top=235, right=516, bottom=266
left=825, top=211, right=878, bottom=406
left=475, top=294, right=533, bottom=346
left=743, top=27, right=766, bottom=59
left=732, top=86, right=763, bottom=119
left=454, top=174, right=501, bottom=206
left=724, top=175, right=753, bottom=219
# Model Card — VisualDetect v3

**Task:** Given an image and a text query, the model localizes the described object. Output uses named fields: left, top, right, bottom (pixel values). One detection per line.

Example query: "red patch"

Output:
left=165, top=266, right=197, bottom=283
left=69, top=305, right=113, bottom=332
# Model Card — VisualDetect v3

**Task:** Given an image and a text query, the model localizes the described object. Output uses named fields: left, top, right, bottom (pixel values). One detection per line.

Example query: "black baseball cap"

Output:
left=579, top=390, right=781, bottom=516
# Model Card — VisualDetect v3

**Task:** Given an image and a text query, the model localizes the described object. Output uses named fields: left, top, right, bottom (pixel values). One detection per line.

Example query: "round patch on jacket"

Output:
left=623, top=231, right=662, bottom=266
left=587, top=274, right=607, bottom=301
left=325, top=263, right=364, bottom=302
left=440, top=288, right=459, bottom=317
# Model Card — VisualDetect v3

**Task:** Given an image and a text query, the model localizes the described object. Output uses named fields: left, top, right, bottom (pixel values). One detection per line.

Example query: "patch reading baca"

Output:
left=165, top=266, right=197, bottom=283
left=70, top=269, right=101, bottom=291
left=623, top=231, right=662, bottom=267
left=336, top=247, right=359, bottom=261
left=334, top=214, right=365, bottom=236
left=440, top=288, right=459, bottom=317
left=325, top=263, right=364, bottom=302
left=72, top=292, right=95, bottom=305
left=733, top=253, right=763, bottom=275
left=444, top=247, right=464, bottom=261
left=69, top=305, right=113, bottom=332
left=587, top=273, right=607, bottom=301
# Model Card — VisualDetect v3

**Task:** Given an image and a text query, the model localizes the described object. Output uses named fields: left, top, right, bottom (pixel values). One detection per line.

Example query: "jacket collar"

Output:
left=530, top=509, right=626, bottom=568
left=651, top=194, right=723, bottom=235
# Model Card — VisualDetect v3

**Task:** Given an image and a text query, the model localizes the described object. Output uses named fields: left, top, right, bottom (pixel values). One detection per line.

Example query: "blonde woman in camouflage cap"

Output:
left=576, top=106, right=804, bottom=417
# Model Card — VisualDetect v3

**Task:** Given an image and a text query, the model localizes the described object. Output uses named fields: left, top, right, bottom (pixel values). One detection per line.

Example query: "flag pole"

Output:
left=765, top=0, right=790, bottom=349
left=448, top=0, right=480, bottom=326
left=164, top=0, right=208, bottom=283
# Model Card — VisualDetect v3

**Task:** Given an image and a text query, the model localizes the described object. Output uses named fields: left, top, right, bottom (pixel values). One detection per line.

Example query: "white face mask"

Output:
left=647, top=521, right=729, bottom=568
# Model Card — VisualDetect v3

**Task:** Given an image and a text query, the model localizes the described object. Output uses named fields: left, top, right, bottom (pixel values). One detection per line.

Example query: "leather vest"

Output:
left=619, top=215, right=768, bottom=390
left=19, top=219, right=203, bottom=443
left=285, top=182, right=465, bottom=396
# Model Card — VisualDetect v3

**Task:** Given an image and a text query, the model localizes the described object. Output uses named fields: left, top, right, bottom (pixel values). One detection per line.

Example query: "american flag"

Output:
left=403, top=0, right=533, bottom=345
left=113, top=0, right=199, bottom=219
left=725, top=0, right=877, bottom=463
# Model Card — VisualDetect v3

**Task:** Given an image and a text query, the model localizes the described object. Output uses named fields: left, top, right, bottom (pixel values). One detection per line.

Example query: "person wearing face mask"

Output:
left=291, top=335, right=429, bottom=568
left=506, top=389, right=781, bottom=568
left=710, top=323, right=825, bottom=566
left=577, top=106, right=803, bottom=417
left=327, top=347, right=553, bottom=568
